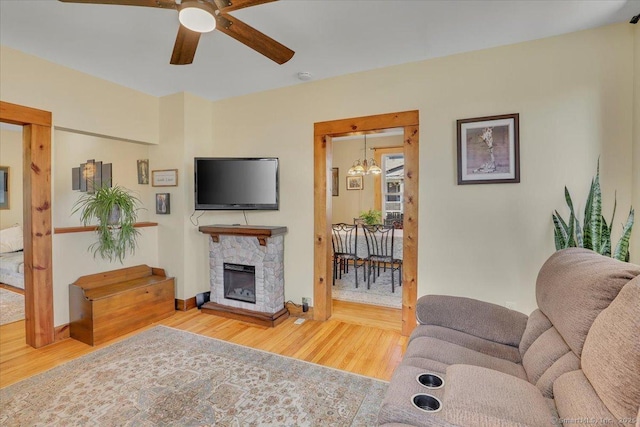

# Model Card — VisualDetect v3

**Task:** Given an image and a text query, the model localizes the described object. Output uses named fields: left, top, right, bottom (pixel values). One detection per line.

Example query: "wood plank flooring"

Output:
left=0, top=300, right=408, bottom=388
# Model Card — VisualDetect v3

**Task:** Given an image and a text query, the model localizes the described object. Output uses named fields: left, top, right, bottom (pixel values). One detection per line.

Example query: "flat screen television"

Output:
left=194, top=157, right=279, bottom=210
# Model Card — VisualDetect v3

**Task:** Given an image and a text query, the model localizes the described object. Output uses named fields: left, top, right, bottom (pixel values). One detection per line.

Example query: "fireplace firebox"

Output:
left=224, top=263, right=256, bottom=304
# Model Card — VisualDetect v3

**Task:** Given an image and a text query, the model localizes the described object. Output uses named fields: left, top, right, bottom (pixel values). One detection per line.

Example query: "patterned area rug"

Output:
left=0, top=288, right=24, bottom=325
left=0, top=326, right=387, bottom=426
left=333, top=266, right=402, bottom=309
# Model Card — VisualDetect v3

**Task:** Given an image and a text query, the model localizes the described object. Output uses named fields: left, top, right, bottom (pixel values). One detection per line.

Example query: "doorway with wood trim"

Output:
left=313, top=111, right=419, bottom=336
left=0, top=101, right=54, bottom=348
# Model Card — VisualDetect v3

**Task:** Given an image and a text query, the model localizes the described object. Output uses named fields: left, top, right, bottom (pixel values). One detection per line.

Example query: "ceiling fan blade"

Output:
left=212, top=0, right=276, bottom=13
left=170, top=25, right=201, bottom=65
left=215, top=13, right=294, bottom=64
left=58, top=0, right=176, bottom=8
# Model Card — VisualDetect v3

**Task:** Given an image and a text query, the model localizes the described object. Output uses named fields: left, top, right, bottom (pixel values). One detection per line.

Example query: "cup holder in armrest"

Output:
left=416, top=372, right=444, bottom=389
left=411, top=393, right=442, bottom=412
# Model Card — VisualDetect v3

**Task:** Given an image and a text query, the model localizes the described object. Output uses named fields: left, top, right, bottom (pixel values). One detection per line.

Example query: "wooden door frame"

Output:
left=314, top=111, right=419, bottom=336
left=0, top=101, right=54, bottom=348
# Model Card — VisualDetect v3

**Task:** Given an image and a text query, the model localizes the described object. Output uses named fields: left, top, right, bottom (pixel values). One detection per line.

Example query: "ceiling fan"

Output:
left=58, top=0, right=294, bottom=65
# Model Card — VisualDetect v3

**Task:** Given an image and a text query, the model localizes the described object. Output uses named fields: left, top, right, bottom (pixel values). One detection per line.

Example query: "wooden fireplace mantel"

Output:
left=198, top=225, right=287, bottom=246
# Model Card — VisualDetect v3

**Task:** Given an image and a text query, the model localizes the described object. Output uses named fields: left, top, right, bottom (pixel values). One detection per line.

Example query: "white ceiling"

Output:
left=0, top=0, right=637, bottom=102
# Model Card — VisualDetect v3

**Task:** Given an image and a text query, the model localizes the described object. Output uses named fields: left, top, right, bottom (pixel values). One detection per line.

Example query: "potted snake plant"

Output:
left=72, top=184, right=142, bottom=263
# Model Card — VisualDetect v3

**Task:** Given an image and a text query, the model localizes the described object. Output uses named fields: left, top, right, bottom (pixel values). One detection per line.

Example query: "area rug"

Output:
left=0, top=288, right=24, bottom=325
left=0, top=326, right=387, bottom=426
left=333, top=267, right=402, bottom=309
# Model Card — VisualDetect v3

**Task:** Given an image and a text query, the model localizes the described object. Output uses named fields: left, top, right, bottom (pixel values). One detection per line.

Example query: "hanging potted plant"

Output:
left=72, top=184, right=142, bottom=263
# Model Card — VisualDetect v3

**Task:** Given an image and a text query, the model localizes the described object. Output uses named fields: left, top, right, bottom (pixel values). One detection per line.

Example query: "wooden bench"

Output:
left=69, top=265, right=175, bottom=346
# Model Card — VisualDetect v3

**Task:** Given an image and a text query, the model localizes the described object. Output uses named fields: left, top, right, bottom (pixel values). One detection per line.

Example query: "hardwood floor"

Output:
left=0, top=300, right=407, bottom=388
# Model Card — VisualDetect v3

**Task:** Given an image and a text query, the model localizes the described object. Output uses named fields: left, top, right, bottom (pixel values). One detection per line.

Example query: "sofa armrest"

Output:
left=416, top=295, right=528, bottom=347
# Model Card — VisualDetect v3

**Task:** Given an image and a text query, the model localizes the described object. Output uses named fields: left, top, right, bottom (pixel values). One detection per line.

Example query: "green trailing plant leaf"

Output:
left=72, top=184, right=143, bottom=263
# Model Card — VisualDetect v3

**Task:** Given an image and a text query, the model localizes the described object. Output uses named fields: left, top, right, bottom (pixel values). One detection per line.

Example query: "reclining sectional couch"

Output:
left=379, top=248, right=640, bottom=426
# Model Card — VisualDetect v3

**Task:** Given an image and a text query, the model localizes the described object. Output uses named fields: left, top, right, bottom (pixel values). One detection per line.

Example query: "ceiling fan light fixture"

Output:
left=179, top=1, right=217, bottom=33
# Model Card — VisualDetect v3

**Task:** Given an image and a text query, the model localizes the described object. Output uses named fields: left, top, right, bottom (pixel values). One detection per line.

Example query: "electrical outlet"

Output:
left=505, top=301, right=517, bottom=310
left=302, top=297, right=312, bottom=306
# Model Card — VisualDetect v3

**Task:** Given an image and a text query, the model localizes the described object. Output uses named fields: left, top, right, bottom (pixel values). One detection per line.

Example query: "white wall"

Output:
left=0, top=46, right=159, bottom=144
left=205, top=23, right=637, bottom=314
left=53, top=130, right=152, bottom=227
left=0, top=128, right=23, bottom=228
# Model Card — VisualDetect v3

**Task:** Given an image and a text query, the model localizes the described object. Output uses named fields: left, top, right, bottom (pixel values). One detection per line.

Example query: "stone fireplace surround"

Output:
left=198, top=225, right=289, bottom=327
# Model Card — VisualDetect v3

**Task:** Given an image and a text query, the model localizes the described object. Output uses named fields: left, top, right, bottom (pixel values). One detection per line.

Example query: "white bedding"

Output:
left=0, top=251, right=24, bottom=289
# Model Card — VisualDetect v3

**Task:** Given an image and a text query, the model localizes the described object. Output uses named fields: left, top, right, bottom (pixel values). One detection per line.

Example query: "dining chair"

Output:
left=331, top=223, right=365, bottom=288
left=362, top=224, right=402, bottom=293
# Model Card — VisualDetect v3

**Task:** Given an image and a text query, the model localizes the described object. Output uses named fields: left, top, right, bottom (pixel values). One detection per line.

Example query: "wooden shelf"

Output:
left=54, top=222, right=158, bottom=234
left=198, top=224, right=287, bottom=246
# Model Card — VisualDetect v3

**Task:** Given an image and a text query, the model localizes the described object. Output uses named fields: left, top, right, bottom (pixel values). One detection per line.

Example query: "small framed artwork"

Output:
left=137, top=159, right=149, bottom=185
left=0, top=166, right=9, bottom=209
left=156, top=193, right=170, bottom=214
left=346, top=175, right=363, bottom=191
left=332, top=168, right=339, bottom=196
left=457, top=113, right=520, bottom=185
left=152, top=169, right=178, bottom=187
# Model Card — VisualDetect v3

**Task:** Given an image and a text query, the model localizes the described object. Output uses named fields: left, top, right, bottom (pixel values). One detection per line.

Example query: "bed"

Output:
left=0, top=224, right=24, bottom=290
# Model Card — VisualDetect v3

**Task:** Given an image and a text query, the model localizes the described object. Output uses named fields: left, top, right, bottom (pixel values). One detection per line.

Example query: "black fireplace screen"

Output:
left=223, top=263, right=256, bottom=304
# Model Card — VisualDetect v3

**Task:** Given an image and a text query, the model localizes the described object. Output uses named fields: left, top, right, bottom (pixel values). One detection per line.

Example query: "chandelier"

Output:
left=347, top=134, right=382, bottom=176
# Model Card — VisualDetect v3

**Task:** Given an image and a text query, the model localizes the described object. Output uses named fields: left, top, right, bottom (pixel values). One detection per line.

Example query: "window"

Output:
left=381, top=153, right=404, bottom=223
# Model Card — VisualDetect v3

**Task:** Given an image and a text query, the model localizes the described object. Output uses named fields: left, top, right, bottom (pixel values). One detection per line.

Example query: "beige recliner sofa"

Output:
left=378, top=248, right=640, bottom=426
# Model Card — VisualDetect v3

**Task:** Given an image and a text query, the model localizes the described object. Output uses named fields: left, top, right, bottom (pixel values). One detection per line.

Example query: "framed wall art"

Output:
left=156, top=193, right=170, bottom=214
left=346, top=175, right=363, bottom=190
left=137, top=159, right=149, bottom=185
left=152, top=169, right=178, bottom=187
left=0, top=166, right=8, bottom=209
left=457, top=113, right=520, bottom=185
left=332, top=168, right=339, bottom=196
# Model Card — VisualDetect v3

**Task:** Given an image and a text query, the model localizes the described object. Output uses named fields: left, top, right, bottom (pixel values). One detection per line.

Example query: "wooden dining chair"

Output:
left=362, top=224, right=402, bottom=293
left=331, top=223, right=365, bottom=288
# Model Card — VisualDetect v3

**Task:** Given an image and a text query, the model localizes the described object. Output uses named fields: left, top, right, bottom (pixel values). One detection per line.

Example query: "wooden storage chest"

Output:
left=69, top=265, right=175, bottom=346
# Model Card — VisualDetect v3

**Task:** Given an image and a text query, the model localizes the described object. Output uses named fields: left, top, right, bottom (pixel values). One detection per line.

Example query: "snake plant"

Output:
left=552, top=162, right=634, bottom=261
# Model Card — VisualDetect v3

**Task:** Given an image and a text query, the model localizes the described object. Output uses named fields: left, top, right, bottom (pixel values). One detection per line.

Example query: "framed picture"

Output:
left=156, top=193, right=170, bottom=214
left=346, top=175, right=363, bottom=190
left=0, top=166, right=8, bottom=209
left=152, top=169, right=178, bottom=187
left=457, top=113, right=520, bottom=184
left=332, top=168, right=339, bottom=196
left=137, top=159, right=149, bottom=185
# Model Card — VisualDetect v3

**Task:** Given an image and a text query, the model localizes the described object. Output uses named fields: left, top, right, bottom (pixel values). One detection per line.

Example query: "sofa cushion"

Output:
left=581, top=278, right=640, bottom=421
left=519, top=309, right=553, bottom=357
left=536, top=248, right=640, bottom=356
left=522, top=327, right=572, bottom=385
left=404, top=337, right=527, bottom=380
left=554, top=370, right=618, bottom=424
left=409, top=325, right=522, bottom=363
left=442, top=365, right=554, bottom=427
left=415, top=295, right=528, bottom=347
left=535, top=351, right=580, bottom=399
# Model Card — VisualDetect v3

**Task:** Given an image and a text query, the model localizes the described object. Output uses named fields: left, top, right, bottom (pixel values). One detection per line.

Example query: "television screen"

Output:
left=195, top=157, right=279, bottom=210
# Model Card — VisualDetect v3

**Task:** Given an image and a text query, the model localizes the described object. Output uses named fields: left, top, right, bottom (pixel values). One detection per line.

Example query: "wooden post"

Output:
left=0, top=101, right=54, bottom=348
